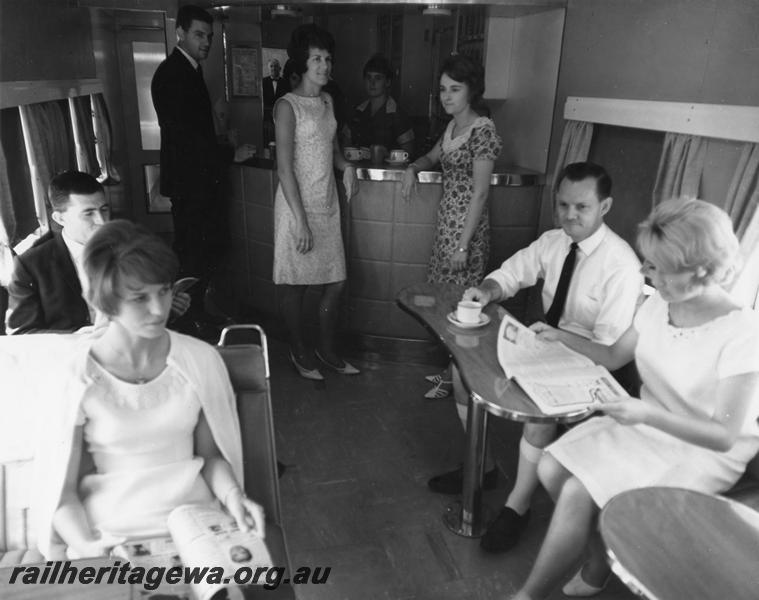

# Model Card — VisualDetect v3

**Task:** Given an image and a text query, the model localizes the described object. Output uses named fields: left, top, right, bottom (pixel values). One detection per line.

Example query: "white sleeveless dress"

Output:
left=77, top=355, right=215, bottom=539
left=272, top=92, right=346, bottom=284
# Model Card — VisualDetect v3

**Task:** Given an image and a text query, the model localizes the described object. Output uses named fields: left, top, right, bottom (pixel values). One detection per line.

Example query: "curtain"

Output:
left=91, top=93, right=121, bottom=184
left=0, top=141, right=16, bottom=287
left=551, top=120, right=594, bottom=186
left=726, top=143, right=759, bottom=308
left=68, top=96, right=98, bottom=176
left=19, top=101, right=75, bottom=229
left=651, top=133, right=706, bottom=206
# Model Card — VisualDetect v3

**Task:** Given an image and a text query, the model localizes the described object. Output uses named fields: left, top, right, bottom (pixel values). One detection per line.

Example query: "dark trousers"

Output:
left=170, top=185, right=227, bottom=312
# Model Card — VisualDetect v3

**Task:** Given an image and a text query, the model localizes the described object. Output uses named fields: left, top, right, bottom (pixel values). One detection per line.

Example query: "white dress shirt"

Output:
left=485, top=223, right=643, bottom=344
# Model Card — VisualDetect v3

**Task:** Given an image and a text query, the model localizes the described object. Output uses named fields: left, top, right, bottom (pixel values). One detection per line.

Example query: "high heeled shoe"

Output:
left=315, top=350, right=360, bottom=375
left=289, top=350, right=324, bottom=381
left=562, top=566, right=610, bottom=597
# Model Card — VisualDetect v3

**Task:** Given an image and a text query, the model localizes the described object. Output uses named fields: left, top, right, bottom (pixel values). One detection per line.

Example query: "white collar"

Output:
left=574, top=222, right=608, bottom=256
left=61, top=229, right=85, bottom=263
left=177, top=45, right=199, bottom=70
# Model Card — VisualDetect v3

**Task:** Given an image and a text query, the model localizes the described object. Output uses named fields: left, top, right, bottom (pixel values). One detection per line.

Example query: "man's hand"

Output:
left=233, top=144, right=256, bottom=163
left=171, top=292, right=191, bottom=318
left=530, top=321, right=562, bottom=342
left=462, top=285, right=494, bottom=306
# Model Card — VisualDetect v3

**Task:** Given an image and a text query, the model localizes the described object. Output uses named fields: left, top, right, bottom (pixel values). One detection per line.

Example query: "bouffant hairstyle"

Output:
left=287, top=24, right=335, bottom=76
left=440, top=54, right=486, bottom=108
left=637, top=197, right=741, bottom=287
left=48, top=170, right=104, bottom=213
left=554, top=162, right=612, bottom=201
left=176, top=5, right=212, bottom=31
left=363, top=54, right=393, bottom=80
left=84, top=220, right=179, bottom=316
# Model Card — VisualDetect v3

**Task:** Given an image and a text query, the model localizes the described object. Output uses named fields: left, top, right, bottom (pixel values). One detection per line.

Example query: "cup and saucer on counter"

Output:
left=447, top=300, right=490, bottom=329
left=344, top=146, right=364, bottom=161
left=384, top=148, right=409, bottom=165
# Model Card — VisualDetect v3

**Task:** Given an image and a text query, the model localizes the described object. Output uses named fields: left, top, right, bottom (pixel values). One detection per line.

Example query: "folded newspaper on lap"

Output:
left=496, top=313, right=627, bottom=415
left=114, top=504, right=272, bottom=600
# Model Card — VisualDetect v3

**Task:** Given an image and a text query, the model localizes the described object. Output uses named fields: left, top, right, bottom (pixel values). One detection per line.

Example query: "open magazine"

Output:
left=113, top=504, right=272, bottom=600
left=496, top=313, right=627, bottom=415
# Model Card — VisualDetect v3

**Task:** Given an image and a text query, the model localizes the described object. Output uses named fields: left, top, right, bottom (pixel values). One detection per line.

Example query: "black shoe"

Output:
left=427, top=464, right=498, bottom=495
left=480, top=507, right=530, bottom=553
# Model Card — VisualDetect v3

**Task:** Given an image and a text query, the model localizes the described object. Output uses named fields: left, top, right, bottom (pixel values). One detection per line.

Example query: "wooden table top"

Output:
left=396, top=282, right=589, bottom=423
left=600, top=487, right=759, bottom=600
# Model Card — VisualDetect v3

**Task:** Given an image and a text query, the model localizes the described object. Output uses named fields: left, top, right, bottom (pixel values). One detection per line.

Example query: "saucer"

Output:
left=384, top=158, right=409, bottom=166
left=446, top=312, right=490, bottom=329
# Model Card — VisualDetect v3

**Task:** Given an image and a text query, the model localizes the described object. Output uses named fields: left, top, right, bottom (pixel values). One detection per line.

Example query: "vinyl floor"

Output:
left=269, top=340, right=637, bottom=600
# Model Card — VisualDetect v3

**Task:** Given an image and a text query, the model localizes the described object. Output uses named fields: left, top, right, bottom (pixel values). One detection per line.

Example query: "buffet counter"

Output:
left=220, top=160, right=544, bottom=357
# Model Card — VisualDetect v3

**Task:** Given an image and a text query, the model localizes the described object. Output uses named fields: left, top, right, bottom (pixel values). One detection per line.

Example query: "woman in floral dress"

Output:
left=401, top=54, right=502, bottom=398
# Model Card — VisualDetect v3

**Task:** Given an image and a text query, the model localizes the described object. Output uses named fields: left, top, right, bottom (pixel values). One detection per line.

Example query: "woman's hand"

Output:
left=450, top=249, right=468, bottom=272
left=530, top=321, right=562, bottom=342
left=225, top=488, right=266, bottom=538
left=294, top=218, right=313, bottom=254
left=596, top=397, right=649, bottom=425
left=400, top=167, right=417, bottom=202
left=343, top=165, right=358, bottom=199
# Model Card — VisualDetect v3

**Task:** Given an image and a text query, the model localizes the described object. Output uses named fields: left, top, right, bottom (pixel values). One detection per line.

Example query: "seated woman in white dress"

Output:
left=510, top=198, right=759, bottom=600
left=34, top=220, right=265, bottom=559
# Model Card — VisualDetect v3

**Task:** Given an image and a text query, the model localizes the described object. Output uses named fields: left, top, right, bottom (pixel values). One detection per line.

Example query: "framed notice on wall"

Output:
left=230, top=46, right=259, bottom=97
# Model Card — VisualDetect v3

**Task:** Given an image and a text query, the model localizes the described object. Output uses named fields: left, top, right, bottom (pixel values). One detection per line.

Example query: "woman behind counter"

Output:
left=273, top=24, right=359, bottom=381
left=401, top=54, right=502, bottom=398
left=512, top=198, right=759, bottom=599
left=35, top=220, right=264, bottom=559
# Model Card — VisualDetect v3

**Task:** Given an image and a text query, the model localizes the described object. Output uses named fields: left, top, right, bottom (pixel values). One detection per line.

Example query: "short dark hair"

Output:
left=84, top=220, right=179, bottom=316
left=48, top=170, right=104, bottom=213
left=555, top=162, right=612, bottom=200
left=363, top=54, right=393, bottom=80
left=287, top=24, right=335, bottom=76
left=176, top=5, right=213, bottom=31
left=440, top=54, right=485, bottom=108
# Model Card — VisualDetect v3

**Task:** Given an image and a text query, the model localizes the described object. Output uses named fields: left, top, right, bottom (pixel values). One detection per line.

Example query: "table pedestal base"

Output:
left=443, top=501, right=494, bottom=538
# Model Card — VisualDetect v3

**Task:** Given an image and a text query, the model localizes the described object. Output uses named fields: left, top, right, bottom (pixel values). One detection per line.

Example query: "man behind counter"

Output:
left=343, top=54, right=414, bottom=155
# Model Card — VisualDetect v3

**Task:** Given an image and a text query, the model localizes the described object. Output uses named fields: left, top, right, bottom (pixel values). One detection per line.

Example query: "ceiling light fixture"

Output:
left=422, top=4, right=452, bottom=17
left=270, top=5, right=301, bottom=18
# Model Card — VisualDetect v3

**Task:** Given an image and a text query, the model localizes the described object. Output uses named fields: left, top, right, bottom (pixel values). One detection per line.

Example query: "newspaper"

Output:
left=496, top=313, right=627, bottom=415
left=114, top=504, right=272, bottom=600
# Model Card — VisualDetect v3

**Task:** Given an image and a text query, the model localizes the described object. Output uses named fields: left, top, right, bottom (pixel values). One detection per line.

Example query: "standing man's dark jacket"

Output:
left=151, top=48, right=232, bottom=199
left=6, top=231, right=91, bottom=334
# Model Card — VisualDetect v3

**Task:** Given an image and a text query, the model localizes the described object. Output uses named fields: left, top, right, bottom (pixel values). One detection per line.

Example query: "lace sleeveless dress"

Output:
left=77, top=355, right=215, bottom=539
left=273, top=92, right=346, bottom=284
left=427, top=117, right=502, bottom=286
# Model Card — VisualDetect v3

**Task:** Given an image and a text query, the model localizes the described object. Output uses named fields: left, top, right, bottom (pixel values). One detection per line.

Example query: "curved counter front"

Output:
left=222, top=161, right=544, bottom=357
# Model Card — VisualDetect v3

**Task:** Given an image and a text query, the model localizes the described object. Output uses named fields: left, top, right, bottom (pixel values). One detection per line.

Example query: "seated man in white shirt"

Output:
left=6, top=171, right=189, bottom=334
left=427, top=162, right=644, bottom=554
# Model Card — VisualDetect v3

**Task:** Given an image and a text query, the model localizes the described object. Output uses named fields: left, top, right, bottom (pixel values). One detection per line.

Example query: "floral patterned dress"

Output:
left=427, top=116, right=502, bottom=286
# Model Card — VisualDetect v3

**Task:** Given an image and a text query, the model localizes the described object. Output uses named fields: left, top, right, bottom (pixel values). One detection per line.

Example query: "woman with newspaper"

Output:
left=34, top=220, right=265, bottom=560
left=510, top=198, right=759, bottom=599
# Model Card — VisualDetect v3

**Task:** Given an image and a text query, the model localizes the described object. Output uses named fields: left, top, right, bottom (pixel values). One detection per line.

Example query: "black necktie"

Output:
left=545, top=242, right=579, bottom=327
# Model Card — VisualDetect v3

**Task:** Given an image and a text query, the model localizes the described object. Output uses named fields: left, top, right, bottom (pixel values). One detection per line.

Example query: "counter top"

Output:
left=238, top=157, right=543, bottom=187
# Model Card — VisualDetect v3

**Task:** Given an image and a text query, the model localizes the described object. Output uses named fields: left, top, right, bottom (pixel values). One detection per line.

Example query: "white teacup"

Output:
left=389, top=149, right=409, bottom=162
left=456, top=300, right=482, bottom=324
left=344, top=147, right=362, bottom=161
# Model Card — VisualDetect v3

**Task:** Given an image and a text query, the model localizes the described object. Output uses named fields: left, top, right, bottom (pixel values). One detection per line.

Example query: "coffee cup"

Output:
left=456, top=300, right=482, bottom=324
left=370, top=144, right=387, bottom=164
left=359, top=147, right=371, bottom=160
left=344, top=147, right=362, bottom=161
left=389, top=149, right=409, bottom=163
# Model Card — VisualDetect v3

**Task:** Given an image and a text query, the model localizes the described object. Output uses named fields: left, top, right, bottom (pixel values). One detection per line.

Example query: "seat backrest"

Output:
left=217, top=343, right=282, bottom=525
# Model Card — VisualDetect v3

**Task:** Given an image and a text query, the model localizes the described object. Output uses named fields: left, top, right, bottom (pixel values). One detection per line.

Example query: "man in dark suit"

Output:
left=262, top=58, right=285, bottom=110
left=5, top=171, right=190, bottom=335
left=151, top=5, right=253, bottom=326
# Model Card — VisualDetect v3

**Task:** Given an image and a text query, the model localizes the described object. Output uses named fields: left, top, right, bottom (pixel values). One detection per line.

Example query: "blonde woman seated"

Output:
left=34, top=220, right=264, bottom=559
left=511, top=198, right=759, bottom=600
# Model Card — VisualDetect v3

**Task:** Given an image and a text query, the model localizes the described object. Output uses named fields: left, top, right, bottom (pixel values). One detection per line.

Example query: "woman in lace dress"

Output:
left=511, top=199, right=759, bottom=600
left=37, top=220, right=264, bottom=559
left=273, top=24, right=359, bottom=381
left=401, top=54, right=502, bottom=398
